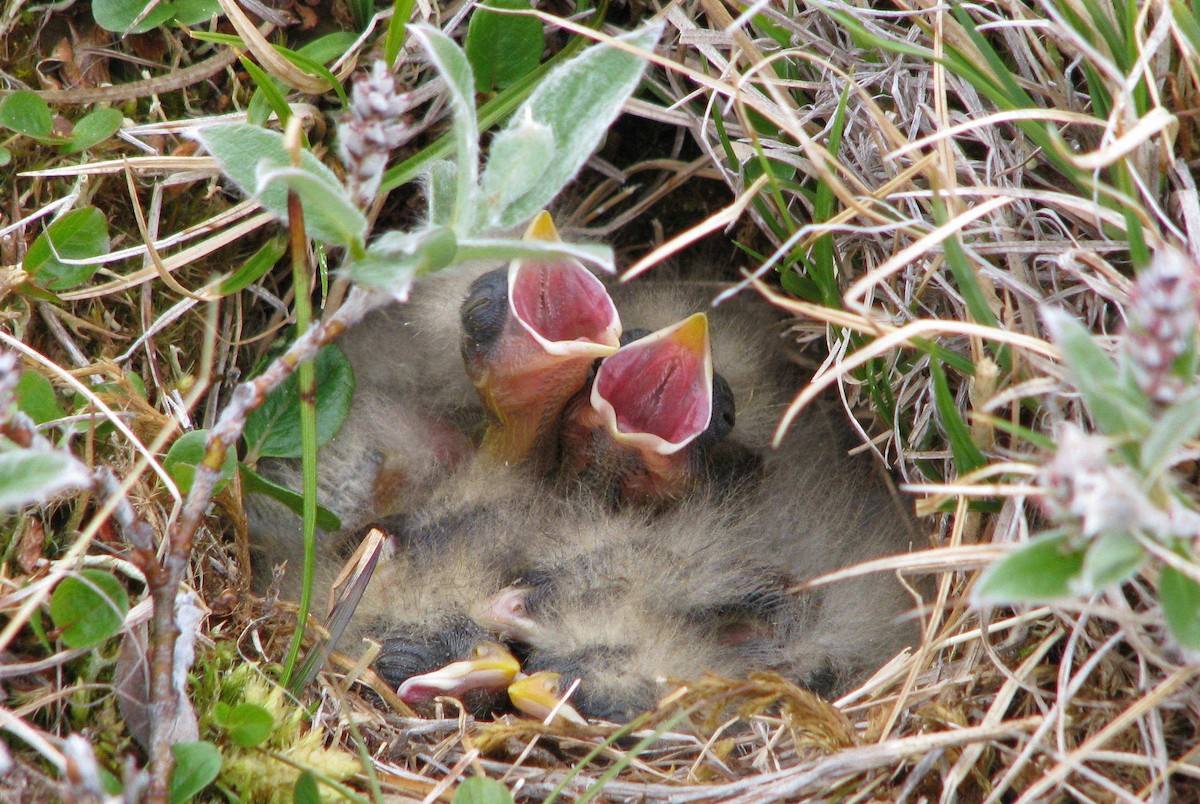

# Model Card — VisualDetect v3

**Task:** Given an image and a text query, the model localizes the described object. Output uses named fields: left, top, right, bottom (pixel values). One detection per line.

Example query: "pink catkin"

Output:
left=337, top=61, right=414, bottom=209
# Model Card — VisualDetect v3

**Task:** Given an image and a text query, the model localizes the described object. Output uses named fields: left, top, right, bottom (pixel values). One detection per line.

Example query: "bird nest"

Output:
left=2, top=0, right=1199, bottom=801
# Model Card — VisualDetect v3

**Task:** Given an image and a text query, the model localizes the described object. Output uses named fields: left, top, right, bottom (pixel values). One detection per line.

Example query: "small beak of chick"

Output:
left=593, top=312, right=714, bottom=455
left=465, top=212, right=621, bottom=467
left=476, top=585, right=539, bottom=642
left=508, top=671, right=588, bottom=726
left=396, top=641, right=522, bottom=705
left=560, top=313, right=716, bottom=501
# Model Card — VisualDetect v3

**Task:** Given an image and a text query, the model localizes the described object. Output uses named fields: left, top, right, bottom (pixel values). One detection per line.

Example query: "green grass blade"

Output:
left=809, top=83, right=851, bottom=308
left=385, top=0, right=416, bottom=65
left=930, top=357, right=987, bottom=474
left=240, top=57, right=292, bottom=125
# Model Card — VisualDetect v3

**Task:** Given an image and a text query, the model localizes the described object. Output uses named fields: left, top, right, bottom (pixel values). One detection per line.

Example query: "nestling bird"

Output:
left=396, top=640, right=522, bottom=709
left=478, top=425, right=920, bottom=720
left=246, top=262, right=488, bottom=593
left=459, top=212, right=621, bottom=469
left=250, top=259, right=923, bottom=723
left=507, top=671, right=588, bottom=726
left=247, top=212, right=622, bottom=591
left=474, top=282, right=924, bottom=720
left=343, top=460, right=560, bottom=712
left=557, top=313, right=740, bottom=504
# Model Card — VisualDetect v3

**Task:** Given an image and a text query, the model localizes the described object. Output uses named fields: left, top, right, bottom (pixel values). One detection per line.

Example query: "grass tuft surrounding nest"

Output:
left=2, top=0, right=1199, bottom=800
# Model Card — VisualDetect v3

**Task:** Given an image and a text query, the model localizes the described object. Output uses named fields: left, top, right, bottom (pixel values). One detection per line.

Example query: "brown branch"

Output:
left=142, top=285, right=387, bottom=802
left=30, top=20, right=281, bottom=106
left=33, top=49, right=241, bottom=105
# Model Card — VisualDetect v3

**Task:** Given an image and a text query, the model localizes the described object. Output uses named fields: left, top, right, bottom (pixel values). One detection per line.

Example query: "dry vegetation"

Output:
left=2, top=0, right=1200, bottom=800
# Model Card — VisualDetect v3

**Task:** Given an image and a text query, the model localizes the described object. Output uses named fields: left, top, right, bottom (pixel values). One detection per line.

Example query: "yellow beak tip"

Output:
left=672, top=312, right=709, bottom=354
left=523, top=210, right=561, bottom=243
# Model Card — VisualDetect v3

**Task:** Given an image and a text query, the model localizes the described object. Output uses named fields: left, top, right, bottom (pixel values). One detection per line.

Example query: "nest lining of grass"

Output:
left=3, top=0, right=1200, bottom=800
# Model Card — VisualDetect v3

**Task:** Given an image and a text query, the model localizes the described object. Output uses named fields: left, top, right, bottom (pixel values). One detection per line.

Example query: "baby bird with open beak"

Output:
left=474, top=283, right=924, bottom=721
left=248, top=212, right=623, bottom=592
left=254, top=252, right=922, bottom=724
left=558, top=313, right=739, bottom=505
left=460, top=212, right=621, bottom=470
left=603, top=281, right=792, bottom=453
left=372, top=278, right=920, bottom=722
left=552, top=278, right=816, bottom=511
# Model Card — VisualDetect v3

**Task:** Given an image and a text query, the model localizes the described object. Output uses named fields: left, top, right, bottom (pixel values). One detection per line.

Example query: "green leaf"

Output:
left=169, top=741, right=222, bottom=804
left=241, top=57, right=292, bottom=126
left=16, top=371, right=64, bottom=425
left=1074, top=532, right=1144, bottom=594
left=454, top=237, right=614, bottom=274
left=348, top=228, right=458, bottom=294
left=298, top=31, right=361, bottom=65
left=0, top=146, right=11, bottom=167
left=245, top=88, right=273, bottom=128
left=164, top=430, right=237, bottom=495
left=930, top=358, right=987, bottom=474
left=218, top=236, right=287, bottom=295
left=50, top=569, right=130, bottom=649
left=93, top=0, right=176, bottom=33
left=193, top=123, right=366, bottom=250
left=453, top=777, right=515, bottom=804
left=1139, top=385, right=1200, bottom=479
left=932, top=201, right=1002, bottom=342
left=243, top=345, right=354, bottom=460
left=344, top=0, right=372, bottom=27
left=0, top=91, right=53, bottom=139
left=466, top=0, right=544, bottom=92
left=480, top=111, right=554, bottom=218
left=384, top=0, right=416, bottom=65
left=818, top=6, right=933, bottom=60
left=485, top=23, right=662, bottom=230
left=0, top=448, right=90, bottom=510
left=99, top=767, right=123, bottom=795
left=973, top=530, right=1087, bottom=603
left=807, top=83, right=850, bottom=309
left=277, top=48, right=347, bottom=106
left=62, top=108, right=123, bottom=153
left=379, top=25, right=598, bottom=195
left=293, top=771, right=320, bottom=804
left=238, top=463, right=342, bottom=531
left=1160, top=564, right=1200, bottom=650
left=23, top=207, right=111, bottom=291
left=1173, top=1, right=1200, bottom=54
left=409, top=25, right=481, bottom=231
left=1043, top=307, right=1152, bottom=437
left=213, top=701, right=274, bottom=748
left=426, top=160, right=459, bottom=227
left=254, top=164, right=367, bottom=249
left=244, top=33, right=358, bottom=127
left=171, top=0, right=221, bottom=25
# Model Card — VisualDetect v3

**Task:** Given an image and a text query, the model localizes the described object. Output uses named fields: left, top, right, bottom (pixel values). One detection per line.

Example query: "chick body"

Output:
left=351, top=461, right=588, bottom=711
left=493, top=282, right=924, bottom=719
left=246, top=264, right=492, bottom=593
left=248, top=269, right=924, bottom=723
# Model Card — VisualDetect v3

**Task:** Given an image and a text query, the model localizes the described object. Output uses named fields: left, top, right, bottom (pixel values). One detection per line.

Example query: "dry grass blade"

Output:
left=215, top=0, right=330, bottom=93
left=621, top=174, right=769, bottom=280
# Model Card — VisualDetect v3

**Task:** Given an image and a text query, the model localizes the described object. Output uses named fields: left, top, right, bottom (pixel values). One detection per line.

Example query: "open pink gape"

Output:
left=472, top=215, right=622, bottom=468
left=594, top=314, right=713, bottom=451
left=510, top=259, right=620, bottom=350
